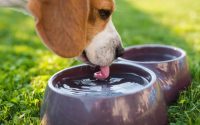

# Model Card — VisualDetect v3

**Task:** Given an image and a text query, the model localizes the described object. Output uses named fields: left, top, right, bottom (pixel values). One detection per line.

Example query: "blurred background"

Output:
left=0, top=0, right=200, bottom=124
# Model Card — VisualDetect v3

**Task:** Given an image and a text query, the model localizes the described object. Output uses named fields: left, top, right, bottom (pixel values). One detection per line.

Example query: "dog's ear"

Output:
left=28, top=0, right=89, bottom=58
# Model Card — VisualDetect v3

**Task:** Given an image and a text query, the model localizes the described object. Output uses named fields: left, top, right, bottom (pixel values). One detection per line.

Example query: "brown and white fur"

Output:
left=0, top=0, right=124, bottom=67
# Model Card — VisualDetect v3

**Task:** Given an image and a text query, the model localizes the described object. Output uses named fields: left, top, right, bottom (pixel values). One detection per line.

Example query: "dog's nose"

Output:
left=116, top=45, right=125, bottom=58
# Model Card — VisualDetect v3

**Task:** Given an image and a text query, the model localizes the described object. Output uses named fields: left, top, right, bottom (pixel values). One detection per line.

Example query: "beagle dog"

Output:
left=0, top=0, right=124, bottom=79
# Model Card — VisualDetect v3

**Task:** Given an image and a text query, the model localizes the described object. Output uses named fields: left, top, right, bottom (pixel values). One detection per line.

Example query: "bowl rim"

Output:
left=48, top=62, right=157, bottom=99
left=118, top=44, right=186, bottom=64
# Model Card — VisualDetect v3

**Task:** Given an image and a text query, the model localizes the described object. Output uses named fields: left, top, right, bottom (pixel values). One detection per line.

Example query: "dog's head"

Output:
left=28, top=0, right=124, bottom=66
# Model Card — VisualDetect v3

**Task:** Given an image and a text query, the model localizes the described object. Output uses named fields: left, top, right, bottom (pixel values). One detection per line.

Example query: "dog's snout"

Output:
left=116, top=46, right=125, bottom=58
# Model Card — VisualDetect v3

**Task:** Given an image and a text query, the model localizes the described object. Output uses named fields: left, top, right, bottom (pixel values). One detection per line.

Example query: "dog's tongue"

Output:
left=94, top=66, right=110, bottom=80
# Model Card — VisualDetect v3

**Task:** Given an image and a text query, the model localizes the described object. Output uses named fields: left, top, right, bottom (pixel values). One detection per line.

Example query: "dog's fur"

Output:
left=0, top=0, right=123, bottom=67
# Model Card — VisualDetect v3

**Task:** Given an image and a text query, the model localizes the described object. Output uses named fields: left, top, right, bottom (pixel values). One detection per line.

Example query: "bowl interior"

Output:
left=121, top=45, right=185, bottom=63
left=49, top=63, right=155, bottom=97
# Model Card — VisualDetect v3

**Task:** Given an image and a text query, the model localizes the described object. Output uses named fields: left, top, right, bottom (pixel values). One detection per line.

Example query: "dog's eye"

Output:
left=98, top=9, right=111, bottom=20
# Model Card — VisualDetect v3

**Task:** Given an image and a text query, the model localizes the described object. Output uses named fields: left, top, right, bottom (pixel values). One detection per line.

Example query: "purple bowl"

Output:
left=41, top=62, right=167, bottom=125
left=119, top=44, right=191, bottom=104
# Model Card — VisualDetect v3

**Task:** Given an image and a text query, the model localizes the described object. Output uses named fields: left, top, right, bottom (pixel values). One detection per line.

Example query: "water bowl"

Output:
left=41, top=62, right=167, bottom=125
left=119, top=44, right=191, bottom=104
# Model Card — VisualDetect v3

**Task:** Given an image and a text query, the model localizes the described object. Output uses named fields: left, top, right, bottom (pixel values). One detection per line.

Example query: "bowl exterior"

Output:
left=143, top=57, right=190, bottom=104
left=40, top=63, right=168, bottom=125
left=118, top=45, right=191, bottom=104
left=41, top=80, right=167, bottom=125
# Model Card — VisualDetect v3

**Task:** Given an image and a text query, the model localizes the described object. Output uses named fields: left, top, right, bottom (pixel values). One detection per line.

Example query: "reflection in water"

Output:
left=54, top=73, right=149, bottom=97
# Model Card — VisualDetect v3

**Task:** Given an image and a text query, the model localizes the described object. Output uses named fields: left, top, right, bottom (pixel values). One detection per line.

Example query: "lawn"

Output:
left=0, top=0, right=200, bottom=124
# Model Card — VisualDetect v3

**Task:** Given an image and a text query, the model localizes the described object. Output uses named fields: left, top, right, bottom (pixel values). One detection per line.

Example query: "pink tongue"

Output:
left=94, top=66, right=110, bottom=80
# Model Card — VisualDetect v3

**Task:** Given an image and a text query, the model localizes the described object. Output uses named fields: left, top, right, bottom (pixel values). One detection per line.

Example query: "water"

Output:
left=128, top=53, right=177, bottom=62
left=54, top=73, right=149, bottom=97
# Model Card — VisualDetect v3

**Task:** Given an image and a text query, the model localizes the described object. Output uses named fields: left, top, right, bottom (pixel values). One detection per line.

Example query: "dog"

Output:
left=0, top=0, right=124, bottom=79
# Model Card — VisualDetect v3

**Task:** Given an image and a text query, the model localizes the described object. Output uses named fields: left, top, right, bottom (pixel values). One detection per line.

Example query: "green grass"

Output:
left=0, top=0, right=200, bottom=124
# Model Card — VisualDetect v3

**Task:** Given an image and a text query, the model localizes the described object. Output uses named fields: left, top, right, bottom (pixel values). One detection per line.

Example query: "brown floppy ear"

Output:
left=28, top=0, right=89, bottom=58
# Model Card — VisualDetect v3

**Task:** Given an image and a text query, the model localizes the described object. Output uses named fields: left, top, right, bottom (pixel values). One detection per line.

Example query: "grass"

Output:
left=0, top=0, right=200, bottom=124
